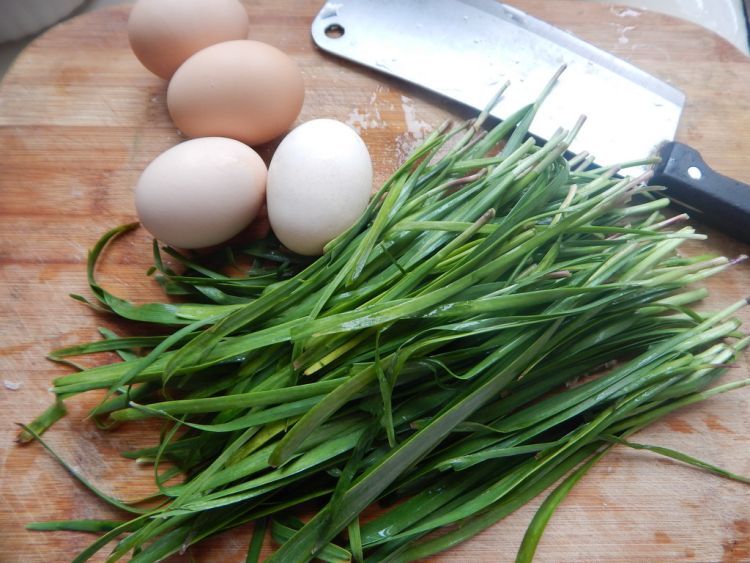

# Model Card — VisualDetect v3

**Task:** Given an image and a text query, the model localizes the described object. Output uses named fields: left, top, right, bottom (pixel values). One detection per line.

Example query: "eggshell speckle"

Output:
left=267, top=119, right=372, bottom=256
left=128, top=0, right=249, bottom=79
left=135, top=137, right=267, bottom=249
left=167, top=40, right=305, bottom=145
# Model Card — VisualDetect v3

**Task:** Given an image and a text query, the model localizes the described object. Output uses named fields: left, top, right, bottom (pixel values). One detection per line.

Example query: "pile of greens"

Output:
left=22, top=79, right=750, bottom=562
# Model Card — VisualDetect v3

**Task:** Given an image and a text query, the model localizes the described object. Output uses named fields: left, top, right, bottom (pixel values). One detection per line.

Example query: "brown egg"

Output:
left=167, top=40, right=305, bottom=145
left=128, top=0, right=249, bottom=79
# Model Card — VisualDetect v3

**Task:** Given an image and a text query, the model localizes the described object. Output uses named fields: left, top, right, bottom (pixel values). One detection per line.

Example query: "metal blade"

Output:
left=312, top=0, right=685, bottom=166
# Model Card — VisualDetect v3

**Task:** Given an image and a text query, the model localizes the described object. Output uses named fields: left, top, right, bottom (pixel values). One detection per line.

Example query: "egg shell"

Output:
left=267, top=119, right=373, bottom=256
left=135, top=137, right=267, bottom=249
left=128, top=0, right=249, bottom=79
left=167, top=40, right=305, bottom=145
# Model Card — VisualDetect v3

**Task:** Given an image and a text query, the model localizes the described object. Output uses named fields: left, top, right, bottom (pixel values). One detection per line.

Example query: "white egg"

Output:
left=266, top=119, right=372, bottom=255
left=135, top=137, right=267, bottom=249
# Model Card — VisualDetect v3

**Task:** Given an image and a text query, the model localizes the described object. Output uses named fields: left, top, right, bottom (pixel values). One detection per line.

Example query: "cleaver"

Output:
left=311, top=0, right=750, bottom=244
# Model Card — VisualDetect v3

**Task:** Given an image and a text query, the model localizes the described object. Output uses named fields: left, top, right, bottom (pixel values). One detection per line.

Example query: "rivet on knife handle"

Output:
left=652, top=142, right=750, bottom=244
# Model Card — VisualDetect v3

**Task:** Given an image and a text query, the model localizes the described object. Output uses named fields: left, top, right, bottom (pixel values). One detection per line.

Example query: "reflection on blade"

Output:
left=312, top=0, right=685, bottom=166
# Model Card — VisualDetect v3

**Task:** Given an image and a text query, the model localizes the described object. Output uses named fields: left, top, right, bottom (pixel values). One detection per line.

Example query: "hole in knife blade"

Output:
left=324, top=24, right=345, bottom=39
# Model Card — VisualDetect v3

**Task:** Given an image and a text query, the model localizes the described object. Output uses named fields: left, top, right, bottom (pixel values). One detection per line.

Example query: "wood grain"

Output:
left=1, top=1, right=749, bottom=561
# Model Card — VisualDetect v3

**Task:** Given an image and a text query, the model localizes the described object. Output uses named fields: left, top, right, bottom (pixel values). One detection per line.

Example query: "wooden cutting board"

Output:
left=1, top=2, right=749, bottom=561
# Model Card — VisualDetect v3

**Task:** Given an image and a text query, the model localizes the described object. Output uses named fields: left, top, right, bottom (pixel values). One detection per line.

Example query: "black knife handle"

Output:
left=651, top=141, right=750, bottom=244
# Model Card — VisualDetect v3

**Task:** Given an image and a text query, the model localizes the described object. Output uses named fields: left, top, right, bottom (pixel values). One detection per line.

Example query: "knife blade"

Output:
left=311, top=0, right=750, bottom=243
